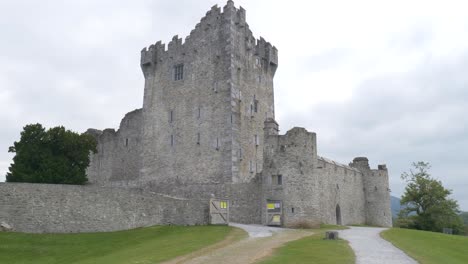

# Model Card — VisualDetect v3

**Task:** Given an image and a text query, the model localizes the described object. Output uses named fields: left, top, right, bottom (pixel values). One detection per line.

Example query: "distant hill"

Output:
left=391, top=196, right=402, bottom=218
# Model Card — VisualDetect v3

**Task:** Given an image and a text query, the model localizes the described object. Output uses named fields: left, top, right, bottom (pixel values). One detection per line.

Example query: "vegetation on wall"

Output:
left=396, top=161, right=464, bottom=234
left=6, top=123, right=97, bottom=185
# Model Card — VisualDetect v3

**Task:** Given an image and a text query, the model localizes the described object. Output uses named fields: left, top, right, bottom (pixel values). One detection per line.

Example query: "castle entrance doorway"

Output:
left=336, top=204, right=342, bottom=225
left=209, top=198, right=229, bottom=225
left=266, top=200, right=282, bottom=226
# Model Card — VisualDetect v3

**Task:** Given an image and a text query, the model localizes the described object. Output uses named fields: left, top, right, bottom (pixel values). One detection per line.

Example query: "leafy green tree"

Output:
left=398, top=162, right=464, bottom=234
left=6, top=123, right=97, bottom=185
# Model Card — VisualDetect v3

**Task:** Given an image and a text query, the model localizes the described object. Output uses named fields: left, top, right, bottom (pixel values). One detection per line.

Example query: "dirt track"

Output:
left=163, top=224, right=313, bottom=264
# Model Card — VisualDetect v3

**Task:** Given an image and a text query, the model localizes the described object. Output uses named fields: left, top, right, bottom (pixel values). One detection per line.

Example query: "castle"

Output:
left=0, top=1, right=391, bottom=233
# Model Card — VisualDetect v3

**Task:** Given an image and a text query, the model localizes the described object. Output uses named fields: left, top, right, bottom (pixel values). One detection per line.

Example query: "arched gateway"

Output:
left=336, top=204, right=342, bottom=225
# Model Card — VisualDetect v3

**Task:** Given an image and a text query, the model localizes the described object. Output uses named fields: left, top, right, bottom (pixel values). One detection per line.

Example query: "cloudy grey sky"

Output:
left=1, top=0, right=467, bottom=210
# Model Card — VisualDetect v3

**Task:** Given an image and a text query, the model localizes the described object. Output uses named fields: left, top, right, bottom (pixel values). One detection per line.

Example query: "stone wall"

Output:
left=140, top=3, right=235, bottom=185
left=109, top=180, right=263, bottom=224
left=261, top=125, right=321, bottom=227
left=261, top=123, right=368, bottom=227
left=86, top=109, right=143, bottom=184
left=316, top=157, right=366, bottom=225
left=139, top=2, right=277, bottom=185
left=350, top=158, right=392, bottom=227
left=0, top=183, right=207, bottom=233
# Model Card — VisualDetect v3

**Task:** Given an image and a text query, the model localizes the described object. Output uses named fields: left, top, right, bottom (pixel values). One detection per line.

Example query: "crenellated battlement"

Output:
left=255, top=37, right=278, bottom=74
left=140, top=1, right=277, bottom=78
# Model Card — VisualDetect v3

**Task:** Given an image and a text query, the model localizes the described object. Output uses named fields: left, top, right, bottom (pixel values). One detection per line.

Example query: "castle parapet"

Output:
left=256, top=37, right=278, bottom=75
left=140, top=41, right=165, bottom=78
left=350, top=157, right=370, bottom=170
left=378, top=164, right=387, bottom=171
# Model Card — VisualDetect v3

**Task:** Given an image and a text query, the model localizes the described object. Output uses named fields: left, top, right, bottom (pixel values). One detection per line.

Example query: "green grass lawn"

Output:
left=381, top=228, right=468, bottom=264
left=259, top=225, right=354, bottom=264
left=0, top=225, right=235, bottom=264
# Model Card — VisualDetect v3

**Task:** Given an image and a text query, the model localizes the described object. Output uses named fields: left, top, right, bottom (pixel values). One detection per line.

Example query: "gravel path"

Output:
left=229, top=223, right=289, bottom=238
left=339, top=226, right=417, bottom=264
left=163, top=223, right=312, bottom=264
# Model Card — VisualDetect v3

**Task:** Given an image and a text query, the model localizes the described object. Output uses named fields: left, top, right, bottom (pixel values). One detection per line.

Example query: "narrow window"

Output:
left=277, top=175, right=282, bottom=185
left=250, top=104, right=254, bottom=117
left=197, top=132, right=200, bottom=145
left=213, top=82, right=218, bottom=93
left=239, top=90, right=242, bottom=101
left=230, top=114, right=233, bottom=123
left=216, top=137, right=219, bottom=150
left=249, top=160, right=254, bottom=173
left=174, top=64, right=184, bottom=80
left=169, top=110, right=173, bottom=123
left=198, top=107, right=201, bottom=119
left=170, top=135, right=174, bottom=146
left=291, top=207, right=295, bottom=213
left=125, top=138, right=128, bottom=147
left=254, top=135, right=259, bottom=146
left=253, top=95, right=258, bottom=113
left=239, top=148, right=243, bottom=160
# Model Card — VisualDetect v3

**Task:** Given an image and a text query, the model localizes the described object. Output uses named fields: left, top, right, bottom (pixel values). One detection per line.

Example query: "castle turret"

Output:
left=351, top=157, right=392, bottom=227
left=264, top=118, right=279, bottom=137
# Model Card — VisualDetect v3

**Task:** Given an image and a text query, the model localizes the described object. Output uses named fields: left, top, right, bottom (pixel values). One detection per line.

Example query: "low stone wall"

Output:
left=0, top=183, right=207, bottom=233
left=139, top=181, right=263, bottom=224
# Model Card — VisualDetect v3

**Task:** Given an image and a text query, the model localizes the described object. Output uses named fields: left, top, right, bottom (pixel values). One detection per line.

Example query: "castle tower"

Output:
left=139, top=1, right=278, bottom=184
left=350, top=157, right=392, bottom=227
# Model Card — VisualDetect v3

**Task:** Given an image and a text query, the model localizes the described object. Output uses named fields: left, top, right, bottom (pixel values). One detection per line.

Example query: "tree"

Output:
left=398, top=161, right=464, bottom=234
left=6, top=123, right=97, bottom=185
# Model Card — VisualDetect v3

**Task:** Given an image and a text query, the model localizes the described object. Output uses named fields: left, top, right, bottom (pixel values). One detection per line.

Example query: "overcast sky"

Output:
left=1, top=0, right=467, bottom=210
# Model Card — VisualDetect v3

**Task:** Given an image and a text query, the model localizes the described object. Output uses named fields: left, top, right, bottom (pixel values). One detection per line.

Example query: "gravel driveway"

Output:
left=339, top=226, right=417, bottom=264
left=163, top=223, right=312, bottom=264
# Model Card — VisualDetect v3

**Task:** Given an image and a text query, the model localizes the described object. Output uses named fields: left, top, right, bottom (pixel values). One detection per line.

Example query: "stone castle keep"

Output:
left=0, top=1, right=392, bottom=233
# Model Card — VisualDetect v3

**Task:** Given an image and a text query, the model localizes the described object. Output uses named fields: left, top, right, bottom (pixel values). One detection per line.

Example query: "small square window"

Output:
left=271, top=175, right=282, bottom=185
left=174, top=64, right=184, bottom=80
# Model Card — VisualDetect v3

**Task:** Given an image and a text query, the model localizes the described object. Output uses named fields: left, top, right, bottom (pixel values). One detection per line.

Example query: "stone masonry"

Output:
left=0, top=1, right=391, bottom=233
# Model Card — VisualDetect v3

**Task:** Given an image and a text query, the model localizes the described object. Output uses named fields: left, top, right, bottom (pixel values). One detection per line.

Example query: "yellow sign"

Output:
left=267, top=203, right=275, bottom=210
left=272, top=215, right=281, bottom=223
left=220, top=201, right=227, bottom=209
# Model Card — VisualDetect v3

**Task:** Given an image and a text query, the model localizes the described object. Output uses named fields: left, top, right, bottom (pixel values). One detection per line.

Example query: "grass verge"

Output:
left=0, top=225, right=234, bottom=264
left=259, top=225, right=354, bottom=264
left=381, top=228, right=468, bottom=264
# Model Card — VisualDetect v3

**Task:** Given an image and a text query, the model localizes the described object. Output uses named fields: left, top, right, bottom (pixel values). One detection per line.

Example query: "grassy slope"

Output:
left=0, top=225, right=233, bottom=264
left=259, top=225, right=354, bottom=264
left=381, top=228, right=468, bottom=264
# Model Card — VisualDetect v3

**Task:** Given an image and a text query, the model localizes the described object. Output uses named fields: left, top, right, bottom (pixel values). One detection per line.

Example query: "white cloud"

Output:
left=1, top=0, right=467, bottom=210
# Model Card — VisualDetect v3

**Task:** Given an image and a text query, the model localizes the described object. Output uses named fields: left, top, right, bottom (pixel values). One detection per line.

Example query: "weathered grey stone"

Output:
left=0, top=1, right=392, bottom=233
left=325, top=231, right=339, bottom=240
